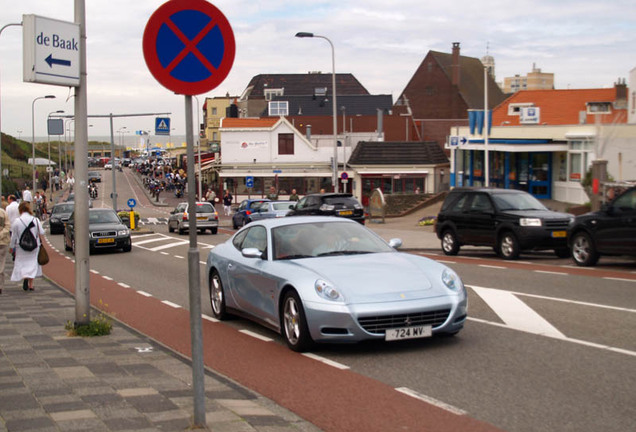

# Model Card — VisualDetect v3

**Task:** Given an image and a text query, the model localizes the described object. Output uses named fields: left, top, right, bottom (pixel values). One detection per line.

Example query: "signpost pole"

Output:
left=109, top=113, right=117, bottom=211
left=185, top=95, right=206, bottom=426
left=74, top=0, right=91, bottom=326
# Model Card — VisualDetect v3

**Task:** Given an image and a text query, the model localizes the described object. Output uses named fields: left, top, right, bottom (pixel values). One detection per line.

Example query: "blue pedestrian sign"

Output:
left=246, top=176, right=254, bottom=188
left=155, top=117, right=171, bottom=136
left=127, top=198, right=137, bottom=208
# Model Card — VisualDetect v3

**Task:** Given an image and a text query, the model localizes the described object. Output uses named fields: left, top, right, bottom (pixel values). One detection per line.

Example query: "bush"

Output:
left=64, top=300, right=113, bottom=337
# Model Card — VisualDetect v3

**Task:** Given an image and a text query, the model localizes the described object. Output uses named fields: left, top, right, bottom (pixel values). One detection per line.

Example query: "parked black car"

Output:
left=435, top=188, right=573, bottom=259
left=287, top=193, right=365, bottom=224
left=568, top=186, right=636, bottom=266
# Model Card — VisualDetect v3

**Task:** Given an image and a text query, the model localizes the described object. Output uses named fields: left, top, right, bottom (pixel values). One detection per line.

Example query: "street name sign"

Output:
left=23, top=14, right=80, bottom=87
left=143, top=0, right=235, bottom=95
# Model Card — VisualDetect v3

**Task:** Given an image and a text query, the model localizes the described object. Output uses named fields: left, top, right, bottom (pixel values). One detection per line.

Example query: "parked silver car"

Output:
left=206, top=216, right=467, bottom=352
left=249, top=200, right=295, bottom=221
left=168, top=201, right=219, bottom=235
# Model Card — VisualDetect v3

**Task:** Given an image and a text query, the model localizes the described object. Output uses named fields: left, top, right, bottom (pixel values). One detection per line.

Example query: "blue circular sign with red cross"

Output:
left=143, top=0, right=235, bottom=95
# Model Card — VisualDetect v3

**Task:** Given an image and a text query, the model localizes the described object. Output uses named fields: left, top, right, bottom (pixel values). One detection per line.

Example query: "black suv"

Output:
left=568, top=186, right=636, bottom=266
left=435, top=188, right=573, bottom=259
left=287, top=193, right=365, bottom=224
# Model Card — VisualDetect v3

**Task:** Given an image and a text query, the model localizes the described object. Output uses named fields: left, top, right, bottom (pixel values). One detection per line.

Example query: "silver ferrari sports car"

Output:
left=206, top=216, right=467, bottom=352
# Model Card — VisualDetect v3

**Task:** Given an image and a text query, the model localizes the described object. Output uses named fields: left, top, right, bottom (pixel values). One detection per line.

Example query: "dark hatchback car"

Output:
left=568, top=186, right=636, bottom=266
left=232, top=199, right=270, bottom=229
left=64, top=208, right=131, bottom=254
left=435, top=188, right=573, bottom=259
left=287, top=193, right=365, bottom=224
left=49, top=203, right=74, bottom=234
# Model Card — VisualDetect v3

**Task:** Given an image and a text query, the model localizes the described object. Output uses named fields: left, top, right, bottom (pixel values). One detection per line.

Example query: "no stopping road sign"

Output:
left=143, top=0, right=235, bottom=95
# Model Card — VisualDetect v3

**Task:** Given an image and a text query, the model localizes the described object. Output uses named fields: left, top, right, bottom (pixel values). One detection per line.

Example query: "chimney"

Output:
left=615, top=78, right=628, bottom=109
left=452, top=42, right=461, bottom=86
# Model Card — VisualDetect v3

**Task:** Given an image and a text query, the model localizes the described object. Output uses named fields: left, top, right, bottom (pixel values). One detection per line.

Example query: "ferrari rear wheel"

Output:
left=209, top=270, right=229, bottom=320
left=282, top=291, right=313, bottom=352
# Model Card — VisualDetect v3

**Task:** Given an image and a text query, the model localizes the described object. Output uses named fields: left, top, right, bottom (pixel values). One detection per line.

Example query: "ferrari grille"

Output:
left=358, top=309, right=451, bottom=334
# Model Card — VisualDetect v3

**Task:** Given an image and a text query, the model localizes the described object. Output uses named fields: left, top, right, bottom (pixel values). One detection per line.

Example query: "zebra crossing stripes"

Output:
left=140, top=217, right=168, bottom=225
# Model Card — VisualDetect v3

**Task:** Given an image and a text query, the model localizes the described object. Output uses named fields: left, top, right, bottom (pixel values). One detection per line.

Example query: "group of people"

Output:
left=0, top=196, right=45, bottom=295
left=204, top=188, right=234, bottom=216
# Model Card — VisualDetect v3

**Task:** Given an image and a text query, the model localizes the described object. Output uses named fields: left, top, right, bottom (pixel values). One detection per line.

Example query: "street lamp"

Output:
left=295, top=32, right=339, bottom=192
left=32, top=95, right=56, bottom=192
left=48, top=110, right=64, bottom=201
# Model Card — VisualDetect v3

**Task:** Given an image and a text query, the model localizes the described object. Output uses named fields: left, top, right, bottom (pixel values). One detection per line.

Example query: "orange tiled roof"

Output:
left=221, top=118, right=279, bottom=128
left=493, top=88, right=628, bottom=126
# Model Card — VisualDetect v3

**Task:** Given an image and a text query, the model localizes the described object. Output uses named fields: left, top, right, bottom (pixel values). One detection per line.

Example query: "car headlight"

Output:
left=442, top=268, right=463, bottom=292
left=315, top=279, right=344, bottom=302
left=520, top=218, right=542, bottom=227
left=117, top=229, right=130, bottom=236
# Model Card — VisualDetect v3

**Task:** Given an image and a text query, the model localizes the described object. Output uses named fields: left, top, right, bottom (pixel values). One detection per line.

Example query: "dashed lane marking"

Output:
left=302, top=353, right=350, bottom=370
left=239, top=329, right=274, bottom=342
left=478, top=264, right=506, bottom=269
left=603, top=277, right=636, bottom=283
left=395, top=387, right=467, bottom=416
left=201, top=314, right=219, bottom=323
left=137, top=290, right=152, bottom=297
left=534, top=270, right=567, bottom=276
left=162, top=300, right=181, bottom=308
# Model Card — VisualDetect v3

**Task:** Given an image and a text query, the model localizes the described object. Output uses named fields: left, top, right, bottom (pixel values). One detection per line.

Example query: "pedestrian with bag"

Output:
left=9, top=201, right=45, bottom=291
left=0, top=206, right=10, bottom=294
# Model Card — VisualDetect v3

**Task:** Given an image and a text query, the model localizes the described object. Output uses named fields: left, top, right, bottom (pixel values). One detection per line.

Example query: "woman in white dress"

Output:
left=9, top=201, right=44, bottom=291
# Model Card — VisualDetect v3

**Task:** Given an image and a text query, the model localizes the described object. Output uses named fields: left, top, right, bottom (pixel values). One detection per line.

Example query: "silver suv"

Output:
left=168, top=202, right=219, bottom=235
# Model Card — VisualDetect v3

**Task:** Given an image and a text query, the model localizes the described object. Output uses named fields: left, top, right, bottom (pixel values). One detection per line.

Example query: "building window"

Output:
left=211, top=107, right=217, bottom=115
left=269, top=101, right=289, bottom=116
left=264, top=88, right=284, bottom=101
left=508, top=103, right=534, bottom=116
left=278, top=133, right=294, bottom=155
left=586, top=102, right=611, bottom=114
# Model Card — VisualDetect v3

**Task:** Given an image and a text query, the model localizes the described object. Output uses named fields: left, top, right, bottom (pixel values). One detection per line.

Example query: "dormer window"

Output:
left=586, top=102, right=611, bottom=114
left=268, top=101, right=289, bottom=116
left=314, top=87, right=328, bottom=97
left=264, top=88, right=284, bottom=101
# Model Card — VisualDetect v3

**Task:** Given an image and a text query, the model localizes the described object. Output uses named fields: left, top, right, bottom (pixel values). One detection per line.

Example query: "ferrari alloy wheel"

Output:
left=282, top=291, right=312, bottom=352
left=209, top=271, right=228, bottom=320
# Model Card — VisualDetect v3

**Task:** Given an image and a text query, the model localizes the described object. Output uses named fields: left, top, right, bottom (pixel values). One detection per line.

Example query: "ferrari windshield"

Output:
left=272, top=221, right=394, bottom=260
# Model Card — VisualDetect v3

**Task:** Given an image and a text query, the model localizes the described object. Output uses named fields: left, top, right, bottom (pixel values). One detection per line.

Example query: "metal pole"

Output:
left=0, top=22, right=22, bottom=198
left=195, top=96, right=202, bottom=200
left=185, top=95, right=206, bottom=426
left=109, top=114, right=117, bottom=210
left=484, top=66, right=490, bottom=188
left=327, top=37, right=338, bottom=193
left=74, top=0, right=91, bottom=326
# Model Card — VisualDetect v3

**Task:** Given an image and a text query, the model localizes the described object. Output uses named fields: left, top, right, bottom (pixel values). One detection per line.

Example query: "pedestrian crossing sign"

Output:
left=155, top=117, right=171, bottom=136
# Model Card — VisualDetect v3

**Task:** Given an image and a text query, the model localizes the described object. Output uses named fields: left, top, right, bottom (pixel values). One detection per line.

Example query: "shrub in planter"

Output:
left=117, top=210, right=140, bottom=228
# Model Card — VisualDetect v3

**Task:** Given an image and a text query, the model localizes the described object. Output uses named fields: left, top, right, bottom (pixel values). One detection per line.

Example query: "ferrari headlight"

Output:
left=315, top=279, right=344, bottom=302
left=520, top=218, right=542, bottom=227
left=442, top=268, right=463, bottom=292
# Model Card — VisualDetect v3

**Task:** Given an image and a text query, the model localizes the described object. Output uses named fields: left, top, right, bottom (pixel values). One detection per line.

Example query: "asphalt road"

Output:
left=44, top=168, right=636, bottom=432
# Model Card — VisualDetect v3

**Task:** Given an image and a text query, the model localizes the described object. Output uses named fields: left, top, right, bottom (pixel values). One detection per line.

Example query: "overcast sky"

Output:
left=1, top=0, right=634, bottom=140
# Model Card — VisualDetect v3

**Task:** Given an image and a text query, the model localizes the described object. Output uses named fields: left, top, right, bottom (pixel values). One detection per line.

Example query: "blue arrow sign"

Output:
left=45, top=54, right=71, bottom=68
left=127, top=198, right=137, bottom=208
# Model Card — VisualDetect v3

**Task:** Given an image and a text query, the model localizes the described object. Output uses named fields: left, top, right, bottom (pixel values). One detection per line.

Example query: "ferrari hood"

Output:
left=295, top=253, right=448, bottom=303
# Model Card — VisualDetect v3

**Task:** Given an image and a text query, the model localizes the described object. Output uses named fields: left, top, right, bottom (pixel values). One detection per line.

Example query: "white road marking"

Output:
left=478, top=264, right=506, bottom=269
left=395, top=387, right=467, bottom=416
left=137, top=290, right=152, bottom=297
left=239, top=329, right=274, bottom=342
left=302, top=353, right=350, bottom=370
left=174, top=255, right=185, bottom=259
left=118, top=283, right=130, bottom=288
left=161, top=300, right=181, bottom=309
left=90, top=269, right=99, bottom=274
left=133, top=236, right=171, bottom=245
left=603, top=277, right=636, bottom=283
left=467, top=317, right=636, bottom=358
left=201, top=314, right=219, bottom=323
left=534, top=270, right=567, bottom=276
left=436, top=260, right=456, bottom=264
left=102, top=276, right=113, bottom=281
left=470, top=286, right=566, bottom=338
left=148, top=241, right=189, bottom=252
